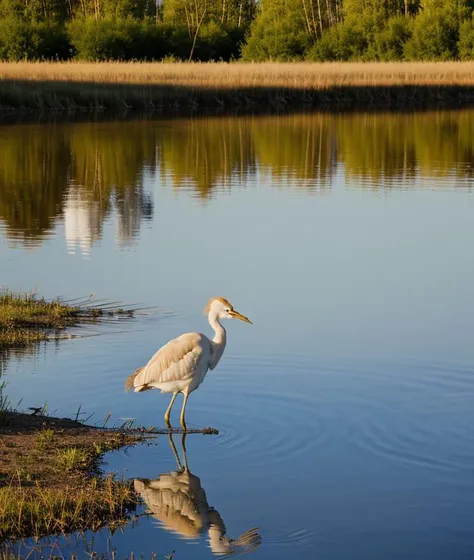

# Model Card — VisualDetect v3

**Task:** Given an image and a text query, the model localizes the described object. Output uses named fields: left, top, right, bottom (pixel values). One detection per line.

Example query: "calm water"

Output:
left=1, top=110, right=474, bottom=559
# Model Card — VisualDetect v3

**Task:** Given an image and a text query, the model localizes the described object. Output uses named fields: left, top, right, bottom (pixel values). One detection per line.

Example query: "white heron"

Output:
left=125, top=297, right=252, bottom=429
left=134, top=434, right=261, bottom=556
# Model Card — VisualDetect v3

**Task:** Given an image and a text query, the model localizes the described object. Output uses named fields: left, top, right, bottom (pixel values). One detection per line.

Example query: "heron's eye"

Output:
left=226, top=308, right=231, bottom=312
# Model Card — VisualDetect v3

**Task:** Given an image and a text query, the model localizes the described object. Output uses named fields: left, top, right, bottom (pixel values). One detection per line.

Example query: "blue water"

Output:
left=1, top=111, right=474, bottom=559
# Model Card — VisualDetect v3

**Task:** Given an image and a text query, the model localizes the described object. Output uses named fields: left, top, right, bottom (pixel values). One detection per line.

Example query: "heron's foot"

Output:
left=180, top=419, right=187, bottom=432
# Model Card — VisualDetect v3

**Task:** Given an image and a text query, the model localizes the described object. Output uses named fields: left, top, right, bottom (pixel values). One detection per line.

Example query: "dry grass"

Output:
left=0, top=411, right=141, bottom=541
left=2, top=61, right=474, bottom=111
left=0, top=477, right=137, bottom=542
left=3, top=61, right=474, bottom=87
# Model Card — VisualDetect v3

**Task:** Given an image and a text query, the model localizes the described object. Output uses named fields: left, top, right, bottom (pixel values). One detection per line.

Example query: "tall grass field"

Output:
left=2, top=61, right=474, bottom=111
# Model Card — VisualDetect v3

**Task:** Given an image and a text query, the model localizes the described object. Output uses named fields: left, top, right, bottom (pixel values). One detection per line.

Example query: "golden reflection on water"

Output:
left=1, top=110, right=473, bottom=247
left=134, top=433, right=262, bottom=557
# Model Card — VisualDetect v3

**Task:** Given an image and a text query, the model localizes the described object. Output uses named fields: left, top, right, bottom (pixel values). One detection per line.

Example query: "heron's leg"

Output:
left=164, top=392, right=178, bottom=428
left=180, top=392, right=190, bottom=431
left=181, top=433, right=189, bottom=472
left=168, top=433, right=183, bottom=471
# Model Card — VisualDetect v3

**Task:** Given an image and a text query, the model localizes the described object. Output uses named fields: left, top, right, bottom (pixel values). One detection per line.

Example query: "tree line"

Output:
left=1, top=0, right=474, bottom=61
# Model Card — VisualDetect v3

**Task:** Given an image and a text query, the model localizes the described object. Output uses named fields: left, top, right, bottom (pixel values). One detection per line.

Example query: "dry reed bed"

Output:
left=0, top=62, right=474, bottom=89
left=2, top=61, right=474, bottom=111
left=2, top=61, right=474, bottom=87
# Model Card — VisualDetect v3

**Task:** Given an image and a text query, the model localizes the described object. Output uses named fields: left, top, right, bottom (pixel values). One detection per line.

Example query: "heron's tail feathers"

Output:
left=232, top=527, right=261, bottom=549
left=125, top=367, right=144, bottom=392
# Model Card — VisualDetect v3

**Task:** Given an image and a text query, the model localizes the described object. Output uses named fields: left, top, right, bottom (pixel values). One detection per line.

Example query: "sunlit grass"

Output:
left=1, top=61, right=474, bottom=110
left=0, top=290, right=146, bottom=542
left=0, top=476, right=137, bottom=541
left=34, top=429, right=55, bottom=451
left=56, top=448, right=90, bottom=472
left=0, top=417, right=141, bottom=542
left=2, top=61, right=474, bottom=87
left=0, top=290, right=134, bottom=347
left=0, top=291, right=81, bottom=340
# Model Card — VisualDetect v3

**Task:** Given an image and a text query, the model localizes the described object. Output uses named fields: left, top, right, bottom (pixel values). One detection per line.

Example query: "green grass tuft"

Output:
left=56, top=448, right=90, bottom=472
left=0, top=476, right=138, bottom=541
left=0, top=290, right=136, bottom=348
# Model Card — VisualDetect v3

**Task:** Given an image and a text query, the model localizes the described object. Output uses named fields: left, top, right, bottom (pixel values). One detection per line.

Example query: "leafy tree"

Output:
left=242, top=0, right=311, bottom=60
left=162, top=0, right=251, bottom=59
left=68, top=17, right=172, bottom=60
left=0, top=18, right=70, bottom=59
left=0, top=0, right=474, bottom=61
left=308, top=0, right=401, bottom=60
left=404, top=0, right=471, bottom=60
left=307, top=21, right=363, bottom=59
left=0, top=0, right=70, bottom=22
left=374, top=14, right=413, bottom=60
left=459, top=14, right=474, bottom=58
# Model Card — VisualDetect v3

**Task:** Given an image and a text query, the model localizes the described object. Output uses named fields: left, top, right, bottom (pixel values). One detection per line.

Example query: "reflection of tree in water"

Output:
left=2, top=111, right=474, bottom=248
left=251, top=114, right=337, bottom=192
left=0, top=121, right=156, bottom=252
left=335, top=111, right=474, bottom=188
left=65, top=122, right=157, bottom=256
left=115, top=187, right=154, bottom=249
left=158, top=117, right=257, bottom=199
left=0, top=125, right=70, bottom=245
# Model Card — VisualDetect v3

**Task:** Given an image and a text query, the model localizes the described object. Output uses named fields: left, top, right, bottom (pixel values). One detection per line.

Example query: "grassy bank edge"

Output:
left=0, top=290, right=135, bottom=348
left=2, top=62, right=474, bottom=112
left=0, top=410, right=145, bottom=542
left=0, top=290, right=146, bottom=542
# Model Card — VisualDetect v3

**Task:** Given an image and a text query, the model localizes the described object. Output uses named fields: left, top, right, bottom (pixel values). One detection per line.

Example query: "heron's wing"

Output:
left=133, top=332, right=208, bottom=387
left=134, top=477, right=206, bottom=537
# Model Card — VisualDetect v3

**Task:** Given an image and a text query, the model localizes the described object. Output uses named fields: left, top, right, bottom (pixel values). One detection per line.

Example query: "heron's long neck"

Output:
left=208, top=312, right=226, bottom=370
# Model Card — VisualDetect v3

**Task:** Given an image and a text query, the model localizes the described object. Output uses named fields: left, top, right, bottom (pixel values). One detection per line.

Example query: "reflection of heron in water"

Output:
left=134, top=434, right=261, bottom=557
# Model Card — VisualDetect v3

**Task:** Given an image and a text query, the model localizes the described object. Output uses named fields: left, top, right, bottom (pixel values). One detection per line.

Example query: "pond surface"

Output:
left=1, top=110, right=474, bottom=559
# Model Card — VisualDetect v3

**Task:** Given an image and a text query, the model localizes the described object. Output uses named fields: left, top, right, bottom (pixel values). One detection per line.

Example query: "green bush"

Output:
left=0, top=18, right=70, bottom=60
left=67, top=18, right=172, bottom=60
left=374, top=15, right=413, bottom=60
left=193, top=22, right=245, bottom=61
left=67, top=18, right=242, bottom=61
left=242, top=3, right=310, bottom=61
left=1, top=0, right=474, bottom=63
left=458, top=16, right=474, bottom=59
left=404, top=2, right=465, bottom=60
left=307, top=22, right=366, bottom=61
left=166, top=27, right=192, bottom=60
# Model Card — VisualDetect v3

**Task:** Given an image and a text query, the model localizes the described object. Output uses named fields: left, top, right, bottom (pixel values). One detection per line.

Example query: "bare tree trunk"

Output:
left=184, top=4, right=193, bottom=39
left=331, top=0, right=340, bottom=25
left=238, top=0, right=243, bottom=26
left=302, top=0, right=313, bottom=36
left=325, top=0, right=333, bottom=27
left=315, top=0, right=323, bottom=35
left=189, top=6, right=207, bottom=61
left=221, top=0, right=225, bottom=23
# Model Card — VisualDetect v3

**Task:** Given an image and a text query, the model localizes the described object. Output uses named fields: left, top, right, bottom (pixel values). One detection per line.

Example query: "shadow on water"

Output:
left=134, top=433, right=262, bottom=557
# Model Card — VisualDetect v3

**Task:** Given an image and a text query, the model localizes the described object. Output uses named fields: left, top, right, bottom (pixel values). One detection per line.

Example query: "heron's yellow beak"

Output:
left=230, top=310, right=253, bottom=324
